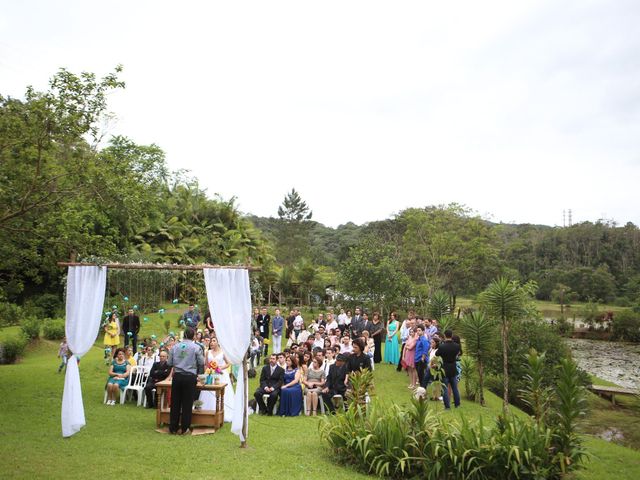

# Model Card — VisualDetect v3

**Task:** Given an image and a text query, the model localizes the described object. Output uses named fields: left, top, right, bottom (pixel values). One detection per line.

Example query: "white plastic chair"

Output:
left=122, top=366, right=150, bottom=406
left=256, top=393, right=278, bottom=415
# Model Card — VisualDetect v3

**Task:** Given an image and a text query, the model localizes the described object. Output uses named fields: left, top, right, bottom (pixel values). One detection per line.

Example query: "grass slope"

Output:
left=1, top=321, right=639, bottom=479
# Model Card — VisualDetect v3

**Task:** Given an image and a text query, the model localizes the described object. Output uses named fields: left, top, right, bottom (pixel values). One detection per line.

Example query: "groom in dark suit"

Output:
left=254, top=354, right=284, bottom=415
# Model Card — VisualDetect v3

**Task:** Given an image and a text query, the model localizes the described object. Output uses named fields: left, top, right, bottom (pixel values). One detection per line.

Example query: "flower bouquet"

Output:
left=205, top=361, right=223, bottom=384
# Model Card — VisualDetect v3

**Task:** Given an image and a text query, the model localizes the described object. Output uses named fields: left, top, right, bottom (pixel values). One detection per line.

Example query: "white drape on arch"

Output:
left=61, top=266, right=107, bottom=437
left=203, top=268, right=251, bottom=442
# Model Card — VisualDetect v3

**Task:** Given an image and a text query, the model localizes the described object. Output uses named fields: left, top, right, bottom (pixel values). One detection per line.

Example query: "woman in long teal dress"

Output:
left=105, top=348, right=131, bottom=405
left=278, top=356, right=303, bottom=416
left=384, top=313, right=400, bottom=365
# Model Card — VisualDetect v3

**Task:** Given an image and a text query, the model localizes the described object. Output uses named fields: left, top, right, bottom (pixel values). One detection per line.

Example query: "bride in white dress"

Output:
left=200, top=337, right=235, bottom=422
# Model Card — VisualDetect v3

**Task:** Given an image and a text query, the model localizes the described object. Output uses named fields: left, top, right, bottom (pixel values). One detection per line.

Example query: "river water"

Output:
left=564, top=338, right=640, bottom=389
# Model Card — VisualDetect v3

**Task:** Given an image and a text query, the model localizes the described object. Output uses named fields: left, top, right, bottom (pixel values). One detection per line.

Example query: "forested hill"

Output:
left=247, top=211, right=640, bottom=305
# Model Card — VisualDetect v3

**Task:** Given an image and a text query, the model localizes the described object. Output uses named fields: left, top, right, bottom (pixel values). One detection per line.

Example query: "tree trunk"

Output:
left=502, top=320, right=509, bottom=415
left=268, top=284, right=272, bottom=305
left=478, top=359, right=485, bottom=406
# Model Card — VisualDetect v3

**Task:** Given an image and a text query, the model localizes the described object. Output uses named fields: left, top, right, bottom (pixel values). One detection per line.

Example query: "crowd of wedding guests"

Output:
left=97, top=304, right=463, bottom=414
left=251, top=307, right=463, bottom=415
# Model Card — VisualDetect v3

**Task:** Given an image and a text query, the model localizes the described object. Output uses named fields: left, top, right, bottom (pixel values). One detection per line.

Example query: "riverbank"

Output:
left=565, top=338, right=640, bottom=389
left=578, top=375, right=640, bottom=452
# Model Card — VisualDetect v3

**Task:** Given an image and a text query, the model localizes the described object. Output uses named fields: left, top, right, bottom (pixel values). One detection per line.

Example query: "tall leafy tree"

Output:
left=478, top=277, right=538, bottom=414
left=339, top=236, right=412, bottom=315
left=0, top=67, right=170, bottom=299
left=400, top=204, right=500, bottom=310
left=275, top=188, right=313, bottom=265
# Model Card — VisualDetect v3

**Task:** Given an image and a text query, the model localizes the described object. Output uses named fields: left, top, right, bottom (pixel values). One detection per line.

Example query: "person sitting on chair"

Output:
left=144, top=350, right=171, bottom=408
left=321, top=353, right=348, bottom=413
left=254, top=354, right=284, bottom=415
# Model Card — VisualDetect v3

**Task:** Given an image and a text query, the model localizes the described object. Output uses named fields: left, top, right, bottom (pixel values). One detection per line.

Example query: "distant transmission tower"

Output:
left=563, top=210, right=566, bottom=227
left=568, top=209, right=573, bottom=227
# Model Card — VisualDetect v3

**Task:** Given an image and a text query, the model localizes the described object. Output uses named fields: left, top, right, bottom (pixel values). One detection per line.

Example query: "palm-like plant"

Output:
left=519, top=349, right=553, bottom=425
left=427, top=290, right=450, bottom=320
left=458, top=311, right=497, bottom=406
left=478, top=277, right=537, bottom=414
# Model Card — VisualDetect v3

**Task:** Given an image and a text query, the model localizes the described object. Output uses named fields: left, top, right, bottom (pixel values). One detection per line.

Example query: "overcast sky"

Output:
left=2, top=0, right=639, bottom=227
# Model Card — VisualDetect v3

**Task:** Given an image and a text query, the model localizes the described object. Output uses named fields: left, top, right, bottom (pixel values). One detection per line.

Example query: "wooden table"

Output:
left=155, top=379, right=227, bottom=430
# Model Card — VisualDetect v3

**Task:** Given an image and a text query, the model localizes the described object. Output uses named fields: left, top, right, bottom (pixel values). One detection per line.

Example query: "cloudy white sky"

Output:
left=2, top=0, right=639, bottom=227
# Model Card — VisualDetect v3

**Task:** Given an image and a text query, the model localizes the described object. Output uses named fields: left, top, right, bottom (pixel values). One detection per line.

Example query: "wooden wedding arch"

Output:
left=57, top=261, right=261, bottom=447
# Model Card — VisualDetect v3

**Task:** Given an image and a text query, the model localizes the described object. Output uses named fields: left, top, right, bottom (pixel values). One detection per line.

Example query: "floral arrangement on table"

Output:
left=205, top=361, right=223, bottom=384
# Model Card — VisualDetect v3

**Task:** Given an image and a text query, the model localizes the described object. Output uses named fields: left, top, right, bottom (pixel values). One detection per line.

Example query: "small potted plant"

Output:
left=193, top=400, right=203, bottom=411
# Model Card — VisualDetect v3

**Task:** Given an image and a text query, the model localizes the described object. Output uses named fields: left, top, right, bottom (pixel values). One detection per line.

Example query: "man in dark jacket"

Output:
left=321, top=354, right=348, bottom=413
left=122, top=308, right=140, bottom=349
left=254, top=354, right=284, bottom=415
left=256, top=307, right=271, bottom=355
left=436, top=329, right=462, bottom=409
left=145, top=350, right=171, bottom=408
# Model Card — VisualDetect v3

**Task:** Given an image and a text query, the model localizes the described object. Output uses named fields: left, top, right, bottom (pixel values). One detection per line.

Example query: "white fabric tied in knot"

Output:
left=61, top=266, right=107, bottom=437
left=203, top=268, right=251, bottom=442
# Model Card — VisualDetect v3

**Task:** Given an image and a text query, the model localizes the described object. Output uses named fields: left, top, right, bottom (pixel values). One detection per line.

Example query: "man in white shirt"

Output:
left=325, top=313, right=338, bottom=334
left=312, top=332, right=325, bottom=350
left=137, top=345, right=158, bottom=370
left=337, top=309, right=348, bottom=334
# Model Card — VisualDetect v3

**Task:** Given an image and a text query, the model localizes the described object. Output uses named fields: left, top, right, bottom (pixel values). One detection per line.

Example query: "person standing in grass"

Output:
left=181, top=304, right=201, bottom=329
left=167, top=327, right=205, bottom=435
left=103, top=313, right=120, bottom=360
left=369, top=313, right=384, bottom=364
left=436, top=329, right=462, bottom=409
left=384, top=312, right=400, bottom=365
left=272, top=308, right=284, bottom=354
left=414, top=325, right=430, bottom=387
left=402, top=327, right=418, bottom=389
left=122, top=308, right=140, bottom=350
left=57, top=337, right=69, bottom=373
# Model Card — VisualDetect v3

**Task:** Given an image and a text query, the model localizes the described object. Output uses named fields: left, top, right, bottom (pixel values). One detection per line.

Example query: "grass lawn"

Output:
left=455, top=297, right=625, bottom=319
left=1, top=315, right=639, bottom=479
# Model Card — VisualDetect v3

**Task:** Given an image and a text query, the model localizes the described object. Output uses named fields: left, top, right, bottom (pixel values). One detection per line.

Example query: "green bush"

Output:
left=20, top=317, right=40, bottom=340
left=611, top=309, right=640, bottom=342
left=485, top=318, right=572, bottom=406
left=0, top=334, right=28, bottom=363
left=320, top=356, right=589, bottom=479
left=319, top=397, right=577, bottom=479
left=43, top=318, right=66, bottom=340
left=554, top=318, right=573, bottom=336
left=0, top=301, right=23, bottom=327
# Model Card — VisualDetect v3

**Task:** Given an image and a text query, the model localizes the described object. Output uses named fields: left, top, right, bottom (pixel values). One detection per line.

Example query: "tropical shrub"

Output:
left=20, top=317, right=40, bottom=340
left=518, top=349, right=553, bottom=424
left=319, top=397, right=583, bottom=479
left=611, top=309, right=640, bottom=342
left=484, top=318, right=572, bottom=407
left=458, top=310, right=497, bottom=405
left=0, top=301, right=23, bottom=327
left=0, top=334, right=28, bottom=363
left=459, top=356, right=479, bottom=401
left=43, top=318, right=66, bottom=340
